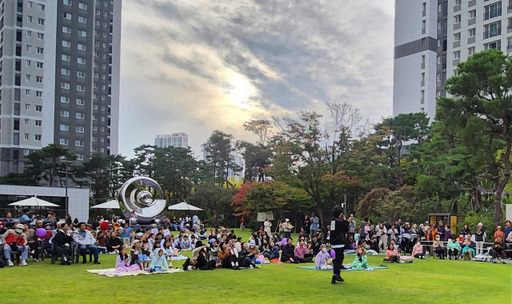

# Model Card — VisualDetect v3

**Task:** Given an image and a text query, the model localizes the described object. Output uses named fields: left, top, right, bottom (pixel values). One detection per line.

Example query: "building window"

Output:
left=77, top=84, right=85, bottom=91
left=24, top=133, right=29, bottom=140
left=62, top=26, right=71, bottom=34
left=63, top=0, right=72, bottom=6
left=25, top=104, right=30, bottom=111
left=60, top=138, right=68, bottom=145
left=76, top=98, right=85, bottom=105
left=77, top=43, right=86, bottom=51
left=77, top=154, right=84, bottom=161
left=453, top=51, right=460, bottom=60
left=37, top=18, right=44, bottom=25
left=468, top=47, right=475, bottom=56
left=468, top=28, right=476, bottom=38
left=484, top=22, right=501, bottom=39
left=77, top=71, right=85, bottom=78
left=62, top=54, right=71, bottom=61
left=35, top=105, right=42, bottom=112
left=38, top=4, right=45, bottom=11
left=78, top=30, right=87, bottom=37
left=485, top=3, right=502, bottom=20
left=454, top=0, right=461, bottom=5
left=78, top=2, right=88, bottom=10
left=454, top=33, right=461, bottom=42
left=420, top=90, right=425, bottom=104
left=485, top=40, right=501, bottom=50
left=35, top=120, right=42, bottom=126
left=78, top=16, right=87, bottom=23
left=61, top=82, right=70, bottom=89
left=60, top=124, right=69, bottom=131
left=36, top=61, right=43, bottom=68
left=36, top=47, right=43, bottom=54
left=468, top=10, right=476, bottom=19
left=61, top=68, right=70, bottom=75
left=61, top=96, right=70, bottom=103
left=37, top=33, right=44, bottom=40
left=34, top=135, right=42, bottom=141
left=76, top=112, right=85, bottom=119
left=437, top=73, right=441, bottom=82
left=454, top=15, right=461, bottom=24
left=77, top=57, right=86, bottom=64
left=36, top=76, right=43, bottom=83
left=60, top=110, right=69, bottom=117
left=64, top=12, right=72, bottom=20
left=62, top=40, right=71, bottom=47
left=36, top=91, right=42, bottom=97
left=76, top=126, right=85, bottom=133
left=75, top=140, right=84, bottom=147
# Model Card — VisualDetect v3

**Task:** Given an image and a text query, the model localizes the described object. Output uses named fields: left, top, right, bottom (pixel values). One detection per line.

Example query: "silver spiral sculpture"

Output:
left=118, top=177, right=166, bottom=218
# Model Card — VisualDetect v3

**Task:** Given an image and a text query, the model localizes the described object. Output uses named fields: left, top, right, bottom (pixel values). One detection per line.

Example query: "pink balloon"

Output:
left=36, top=228, right=46, bottom=238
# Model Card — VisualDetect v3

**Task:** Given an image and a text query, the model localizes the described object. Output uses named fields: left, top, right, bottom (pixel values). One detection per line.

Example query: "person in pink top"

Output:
left=385, top=243, right=402, bottom=263
left=411, top=239, right=425, bottom=259
left=294, top=240, right=312, bottom=263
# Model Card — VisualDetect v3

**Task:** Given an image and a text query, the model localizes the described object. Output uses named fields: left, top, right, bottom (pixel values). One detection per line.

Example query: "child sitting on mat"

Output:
left=350, top=240, right=368, bottom=270
left=385, top=243, right=403, bottom=263
left=115, top=246, right=142, bottom=273
left=148, top=248, right=169, bottom=272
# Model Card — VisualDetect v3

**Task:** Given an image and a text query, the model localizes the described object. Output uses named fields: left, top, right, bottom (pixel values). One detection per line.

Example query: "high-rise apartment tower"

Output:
left=0, top=0, right=121, bottom=175
left=393, top=0, right=511, bottom=120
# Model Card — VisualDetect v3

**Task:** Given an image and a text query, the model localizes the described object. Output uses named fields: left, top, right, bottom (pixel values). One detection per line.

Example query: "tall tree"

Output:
left=267, top=106, right=362, bottom=233
left=438, top=49, right=512, bottom=226
left=202, top=131, right=241, bottom=187
left=243, top=119, right=272, bottom=146
left=189, top=183, right=235, bottom=226
left=131, top=145, right=157, bottom=177
left=23, top=144, right=77, bottom=186
left=374, top=112, right=430, bottom=190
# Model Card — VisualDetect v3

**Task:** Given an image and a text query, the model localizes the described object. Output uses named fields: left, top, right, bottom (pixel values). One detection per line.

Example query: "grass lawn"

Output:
left=1, top=229, right=510, bottom=303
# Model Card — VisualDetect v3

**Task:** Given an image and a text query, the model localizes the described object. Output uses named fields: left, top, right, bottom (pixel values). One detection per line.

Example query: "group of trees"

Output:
left=2, top=49, right=510, bottom=228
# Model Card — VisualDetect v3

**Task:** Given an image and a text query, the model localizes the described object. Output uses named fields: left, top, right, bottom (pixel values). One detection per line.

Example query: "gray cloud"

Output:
left=118, top=0, right=394, bottom=158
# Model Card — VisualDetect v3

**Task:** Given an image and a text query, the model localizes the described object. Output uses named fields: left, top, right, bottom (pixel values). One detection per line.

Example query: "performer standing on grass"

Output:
left=330, top=206, right=349, bottom=285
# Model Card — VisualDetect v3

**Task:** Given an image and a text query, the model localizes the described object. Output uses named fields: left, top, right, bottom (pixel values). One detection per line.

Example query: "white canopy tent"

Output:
left=8, top=196, right=59, bottom=208
left=168, top=202, right=202, bottom=211
left=91, top=200, right=120, bottom=209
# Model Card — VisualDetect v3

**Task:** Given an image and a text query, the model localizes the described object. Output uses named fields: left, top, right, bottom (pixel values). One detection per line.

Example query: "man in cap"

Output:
left=2, top=223, right=29, bottom=266
left=330, top=206, right=349, bottom=284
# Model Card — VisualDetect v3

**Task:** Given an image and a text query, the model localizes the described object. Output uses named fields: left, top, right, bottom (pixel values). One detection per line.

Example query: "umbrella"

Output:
left=168, top=202, right=202, bottom=211
left=91, top=200, right=120, bottom=209
left=9, top=196, right=59, bottom=208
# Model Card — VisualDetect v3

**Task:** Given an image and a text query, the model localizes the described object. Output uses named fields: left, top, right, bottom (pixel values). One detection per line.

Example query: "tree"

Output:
left=438, top=49, right=512, bottom=226
left=374, top=112, right=430, bottom=189
left=267, top=105, right=363, bottom=233
left=202, top=131, right=241, bottom=187
left=131, top=145, right=157, bottom=177
left=189, top=183, right=235, bottom=226
left=23, top=144, right=77, bottom=186
left=76, top=154, right=133, bottom=203
left=236, top=141, right=271, bottom=182
left=358, top=187, right=390, bottom=218
left=153, top=146, right=201, bottom=202
left=243, top=119, right=272, bottom=146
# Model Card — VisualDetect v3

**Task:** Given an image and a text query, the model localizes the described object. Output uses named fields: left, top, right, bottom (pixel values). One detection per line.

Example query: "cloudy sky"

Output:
left=118, top=0, right=395, bottom=158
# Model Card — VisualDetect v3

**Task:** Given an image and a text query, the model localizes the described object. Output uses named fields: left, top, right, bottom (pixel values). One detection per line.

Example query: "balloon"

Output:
left=99, top=221, right=109, bottom=231
left=36, top=228, right=46, bottom=238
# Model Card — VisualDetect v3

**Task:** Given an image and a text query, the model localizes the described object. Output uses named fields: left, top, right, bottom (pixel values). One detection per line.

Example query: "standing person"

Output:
left=348, top=215, right=356, bottom=238
left=301, top=214, right=310, bottom=240
left=330, top=206, right=349, bottom=285
left=264, top=218, right=272, bottom=236
left=474, top=223, right=486, bottom=255
left=310, top=213, right=319, bottom=237
left=283, top=219, right=293, bottom=238
left=122, top=223, right=132, bottom=247
left=240, top=217, right=245, bottom=231
left=4, top=212, right=15, bottom=229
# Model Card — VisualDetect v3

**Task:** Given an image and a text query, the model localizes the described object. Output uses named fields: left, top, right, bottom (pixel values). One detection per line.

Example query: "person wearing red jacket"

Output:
left=2, top=223, right=29, bottom=267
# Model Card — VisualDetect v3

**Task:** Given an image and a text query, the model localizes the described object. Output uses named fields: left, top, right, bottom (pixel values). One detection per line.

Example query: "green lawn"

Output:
left=1, top=229, right=510, bottom=303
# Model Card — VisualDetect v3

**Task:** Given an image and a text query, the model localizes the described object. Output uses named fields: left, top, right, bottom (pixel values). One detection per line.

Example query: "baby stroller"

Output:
left=400, top=233, right=413, bottom=254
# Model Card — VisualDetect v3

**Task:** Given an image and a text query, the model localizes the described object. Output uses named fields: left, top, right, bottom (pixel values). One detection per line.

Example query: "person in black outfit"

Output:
left=53, top=223, right=73, bottom=265
left=330, top=206, right=349, bottom=284
left=281, top=237, right=298, bottom=263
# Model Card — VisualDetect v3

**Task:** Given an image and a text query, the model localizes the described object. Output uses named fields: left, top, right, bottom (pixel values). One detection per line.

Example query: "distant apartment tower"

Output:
left=0, top=0, right=122, bottom=176
left=154, top=133, right=189, bottom=149
left=393, top=0, right=511, bottom=120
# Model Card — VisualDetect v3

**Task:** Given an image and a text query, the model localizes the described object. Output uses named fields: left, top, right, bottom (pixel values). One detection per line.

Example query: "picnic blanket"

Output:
left=297, top=265, right=387, bottom=272
left=170, top=255, right=189, bottom=261
left=87, top=268, right=183, bottom=277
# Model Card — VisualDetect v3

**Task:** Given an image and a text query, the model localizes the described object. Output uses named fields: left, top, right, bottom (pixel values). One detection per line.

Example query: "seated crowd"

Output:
left=1, top=211, right=511, bottom=270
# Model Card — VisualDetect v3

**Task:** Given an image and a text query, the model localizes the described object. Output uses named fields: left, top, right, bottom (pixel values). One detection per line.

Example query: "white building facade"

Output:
left=154, top=133, right=188, bottom=149
left=394, top=0, right=512, bottom=120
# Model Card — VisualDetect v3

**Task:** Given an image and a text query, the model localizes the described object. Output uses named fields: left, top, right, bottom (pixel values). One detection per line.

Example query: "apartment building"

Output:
left=0, top=0, right=121, bottom=175
left=393, top=0, right=511, bottom=119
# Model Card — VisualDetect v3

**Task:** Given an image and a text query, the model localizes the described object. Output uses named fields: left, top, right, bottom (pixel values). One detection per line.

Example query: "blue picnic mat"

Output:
left=297, top=265, right=387, bottom=271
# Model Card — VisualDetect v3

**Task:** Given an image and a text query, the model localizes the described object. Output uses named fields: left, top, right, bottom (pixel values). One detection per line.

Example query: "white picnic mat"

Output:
left=87, top=268, right=183, bottom=277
